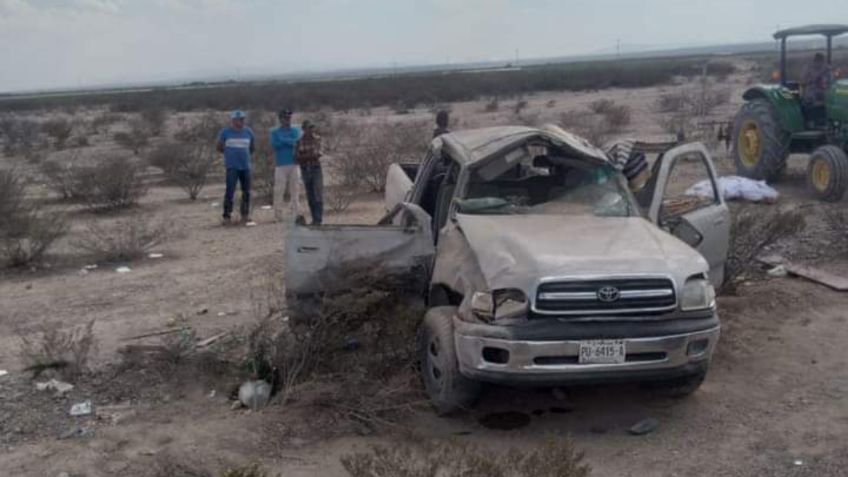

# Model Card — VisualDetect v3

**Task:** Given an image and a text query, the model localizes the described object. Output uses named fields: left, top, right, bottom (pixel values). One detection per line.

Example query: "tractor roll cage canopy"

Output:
left=773, top=24, right=848, bottom=87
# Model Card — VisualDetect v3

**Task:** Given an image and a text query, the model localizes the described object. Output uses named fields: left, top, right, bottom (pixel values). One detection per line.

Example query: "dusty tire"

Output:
left=418, top=306, right=481, bottom=415
left=806, top=145, right=848, bottom=202
left=644, top=370, right=706, bottom=398
left=731, top=99, right=791, bottom=182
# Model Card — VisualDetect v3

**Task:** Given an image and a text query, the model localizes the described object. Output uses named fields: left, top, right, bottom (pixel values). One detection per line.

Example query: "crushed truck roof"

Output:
left=437, top=124, right=611, bottom=167
left=773, top=24, right=848, bottom=39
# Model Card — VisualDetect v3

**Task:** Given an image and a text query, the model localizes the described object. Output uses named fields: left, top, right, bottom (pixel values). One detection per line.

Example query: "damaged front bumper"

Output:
left=453, top=313, right=719, bottom=385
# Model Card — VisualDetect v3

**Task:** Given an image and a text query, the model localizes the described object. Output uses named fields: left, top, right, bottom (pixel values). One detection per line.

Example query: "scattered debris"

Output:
left=783, top=262, right=848, bottom=291
left=69, top=400, right=93, bottom=417
left=260, top=205, right=273, bottom=210
left=217, top=311, right=228, bottom=317
left=628, top=417, right=659, bottom=435
left=211, top=202, right=219, bottom=207
left=148, top=252, right=164, bottom=259
left=58, top=426, right=94, bottom=440
left=686, top=176, right=779, bottom=203
left=208, top=390, right=217, bottom=399
left=196, top=331, right=228, bottom=348
left=767, top=265, right=788, bottom=277
left=197, top=307, right=209, bottom=315
left=83, top=264, right=98, bottom=270
left=245, top=221, right=258, bottom=227
left=115, top=266, right=132, bottom=273
left=0, top=370, right=7, bottom=377
left=794, top=459, right=804, bottom=466
left=96, top=403, right=136, bottom=424
left=230, top=400, right=244, bottom=410
left=238, top=380, right=271, bottom=411
left=121, top=328, right=184, bottom=341
left=35, top=379, right=74, bottom=397
left=78, top=268, right=89, bottom=276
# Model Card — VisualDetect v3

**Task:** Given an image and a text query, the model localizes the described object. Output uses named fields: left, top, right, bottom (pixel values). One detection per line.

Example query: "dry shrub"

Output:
left=248, top=266, right=426, bottom=431
left=589, top=99, right=615, bottom=114
left=484, top=97, right=500, bottom=112
left=559, top=111, right=613, bottom=146
left=325, top=183, right=359, bottom=213
left=42, top=117, right=73, bottom=149
left=90, top=112, right=124, bottom=134
left=149, top=141, right=216, bottom=200
left=74, top=156, right=148, bottom=212
left=18, top=320, right=97, bottom=381
left=341, top=438, right=590, bottom=477
left=330, top=120, right=428, bottom=192
left=546, top=99, right=556, bottom=108
left=114, top=119, right=151, bottom=155
left=513, top=100, right=529, bottom=115
left=220, top=463, right=274, bottom=477
left=74, top=214, right=168, bottom=262
left=245, top=111, right=276, bottom=203
left=602, top=104, right=631, bottom=129
left=655, top=91, right=688, bottom=113
left=0, top=116, right=41, bottom=157
left=158, top=327, right=198, bottom=365
left=0, top=168, right=66, bottom=267
left=723, top=206, right=806, bottom=294
left=140, top=107, right=166, bottom=136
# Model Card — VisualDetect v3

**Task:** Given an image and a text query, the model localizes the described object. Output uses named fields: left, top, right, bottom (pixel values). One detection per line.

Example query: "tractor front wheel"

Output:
left=731, top=99, right=791, bottom=182
left=807, top=145, right=848, bottom=202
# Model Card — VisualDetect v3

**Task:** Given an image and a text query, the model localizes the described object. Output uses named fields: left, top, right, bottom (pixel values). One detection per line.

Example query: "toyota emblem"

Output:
left=597, top=286, right=620, bottom=302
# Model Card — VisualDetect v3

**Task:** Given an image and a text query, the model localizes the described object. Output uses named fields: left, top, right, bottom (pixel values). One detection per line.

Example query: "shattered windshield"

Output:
left=457, top=146, right=634, bottom=217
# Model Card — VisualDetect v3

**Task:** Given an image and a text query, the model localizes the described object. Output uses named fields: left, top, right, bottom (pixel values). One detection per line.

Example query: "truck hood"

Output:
left=454, top=214, right=708, bottom=291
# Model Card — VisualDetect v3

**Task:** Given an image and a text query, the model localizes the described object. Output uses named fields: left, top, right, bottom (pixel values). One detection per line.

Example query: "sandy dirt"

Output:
left=1, top=62, right=847, bottom=476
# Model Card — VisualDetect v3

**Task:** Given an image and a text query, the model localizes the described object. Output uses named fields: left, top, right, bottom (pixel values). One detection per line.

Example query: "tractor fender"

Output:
left=741, top=85, right=805, bottom=133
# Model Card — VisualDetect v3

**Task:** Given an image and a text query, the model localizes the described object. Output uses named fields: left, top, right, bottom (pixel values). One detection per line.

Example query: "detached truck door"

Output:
left=648, top=143, right=731, bottom=288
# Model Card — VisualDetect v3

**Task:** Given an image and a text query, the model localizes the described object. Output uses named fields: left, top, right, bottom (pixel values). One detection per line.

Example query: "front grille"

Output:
left=535, top=278, right=676, bottom=315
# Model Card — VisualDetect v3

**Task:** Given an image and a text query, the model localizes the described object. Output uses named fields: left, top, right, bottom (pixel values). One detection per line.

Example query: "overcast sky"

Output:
left=0, top=0, right=845, bottom=92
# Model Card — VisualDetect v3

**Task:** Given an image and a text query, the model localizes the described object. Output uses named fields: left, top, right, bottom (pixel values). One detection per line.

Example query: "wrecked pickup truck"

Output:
left=286, top=125, right=729, bottom=414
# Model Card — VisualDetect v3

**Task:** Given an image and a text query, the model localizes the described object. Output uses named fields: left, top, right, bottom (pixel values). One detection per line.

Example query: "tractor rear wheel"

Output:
left=731, top=99, right=791, bottom=182
left=807, top=145, right=848, bottom=202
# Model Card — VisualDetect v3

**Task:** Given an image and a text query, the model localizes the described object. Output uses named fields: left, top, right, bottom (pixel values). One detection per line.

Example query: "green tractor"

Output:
left=732, top=24, right=848, bottom=201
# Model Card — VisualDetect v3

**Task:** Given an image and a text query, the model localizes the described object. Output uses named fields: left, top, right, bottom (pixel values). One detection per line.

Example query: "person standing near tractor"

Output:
left=269, top=109, right=302, bottom=221
left=296, top=120, right=324, bottom=225
left=217, top=110, right=255, bottom=226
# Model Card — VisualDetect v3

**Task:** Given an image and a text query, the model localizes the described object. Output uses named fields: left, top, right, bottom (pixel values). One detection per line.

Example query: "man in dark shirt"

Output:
left=295, top=120, right=324, bottom=225
left=433, top=110, right=451, bottom=138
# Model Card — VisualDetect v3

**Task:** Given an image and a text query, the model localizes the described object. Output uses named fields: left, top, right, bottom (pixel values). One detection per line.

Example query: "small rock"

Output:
left=208, top=390, right=217, bottom=399
left=217, top=312, right=227, bottom=317
left=197, top=307, right=209, bottom=315
left=69, top=400, right=93, bottom=417
left=58, top=426, right=94, bottom=440
left=260, top=205, right=273, bottom=210
left=0, top=370, right=7, bottom=377
left=230, top=400, right=244, bottom=410
left=767, top=265, right=788, bottom=277
left=115, top=266, right=132, bottom=274
left=238, top=380, right=271, bottom=410
left=148, top=253, right=164, bottom=259
left=211, top=202, right=219, bottom=208
left=794, top=459, right=803, bottom=466
left=628, top=418, right=659, bottom=436
left=78, top=268, right=89, bottom=276
left=35, top=379, right=74, bottom=397
left=96, top=403, right=135, bottom=424
left=83, top=264, right=98, bottom=270
left=139, top=448, right=157, bottom=456
left=25, top=284, right=32, bottom=290
left=245, top=221, right=257, bottom=227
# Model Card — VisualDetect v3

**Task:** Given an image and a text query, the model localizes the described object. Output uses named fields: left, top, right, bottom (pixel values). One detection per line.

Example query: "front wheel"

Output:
left=807, top=145, right=848, bottom=202
left=418, top=306, right=481, bottom=415
left=731, top=99, right=791, bottom=182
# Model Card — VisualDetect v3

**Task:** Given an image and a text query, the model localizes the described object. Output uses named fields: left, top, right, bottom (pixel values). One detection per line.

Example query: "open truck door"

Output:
left=384, top=163, right=419, bottom=212
left=285, top=203, right=435, bottom=318
left=647, top=143, right=730, bottom=288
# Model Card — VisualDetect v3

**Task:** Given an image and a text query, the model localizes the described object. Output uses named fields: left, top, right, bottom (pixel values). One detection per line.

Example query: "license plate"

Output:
left=579, top=340, right=626, bottom=364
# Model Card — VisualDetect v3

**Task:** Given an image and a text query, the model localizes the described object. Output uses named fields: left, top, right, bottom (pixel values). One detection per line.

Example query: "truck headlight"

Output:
left=680, top=278, right=716, bottom=311
left=471, top=289, right=529, bottom=321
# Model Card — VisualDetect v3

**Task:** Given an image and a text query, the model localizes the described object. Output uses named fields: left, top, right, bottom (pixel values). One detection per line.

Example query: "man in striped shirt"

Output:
left=216, top=110, right=256, bottom=225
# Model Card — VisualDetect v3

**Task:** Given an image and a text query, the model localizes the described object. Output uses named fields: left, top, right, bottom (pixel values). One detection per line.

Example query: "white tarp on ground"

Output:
left=686, top=176, right=779, bottom=203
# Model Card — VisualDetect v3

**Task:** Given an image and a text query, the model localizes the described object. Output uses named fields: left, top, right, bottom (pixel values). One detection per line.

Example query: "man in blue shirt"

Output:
left=269, top=109, right=302, bottom=221
left=216, top=110, right=255, bottom=225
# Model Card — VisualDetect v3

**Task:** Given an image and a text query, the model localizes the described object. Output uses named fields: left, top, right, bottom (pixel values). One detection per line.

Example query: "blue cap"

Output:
left=230, top=110, right=246, bottom=119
